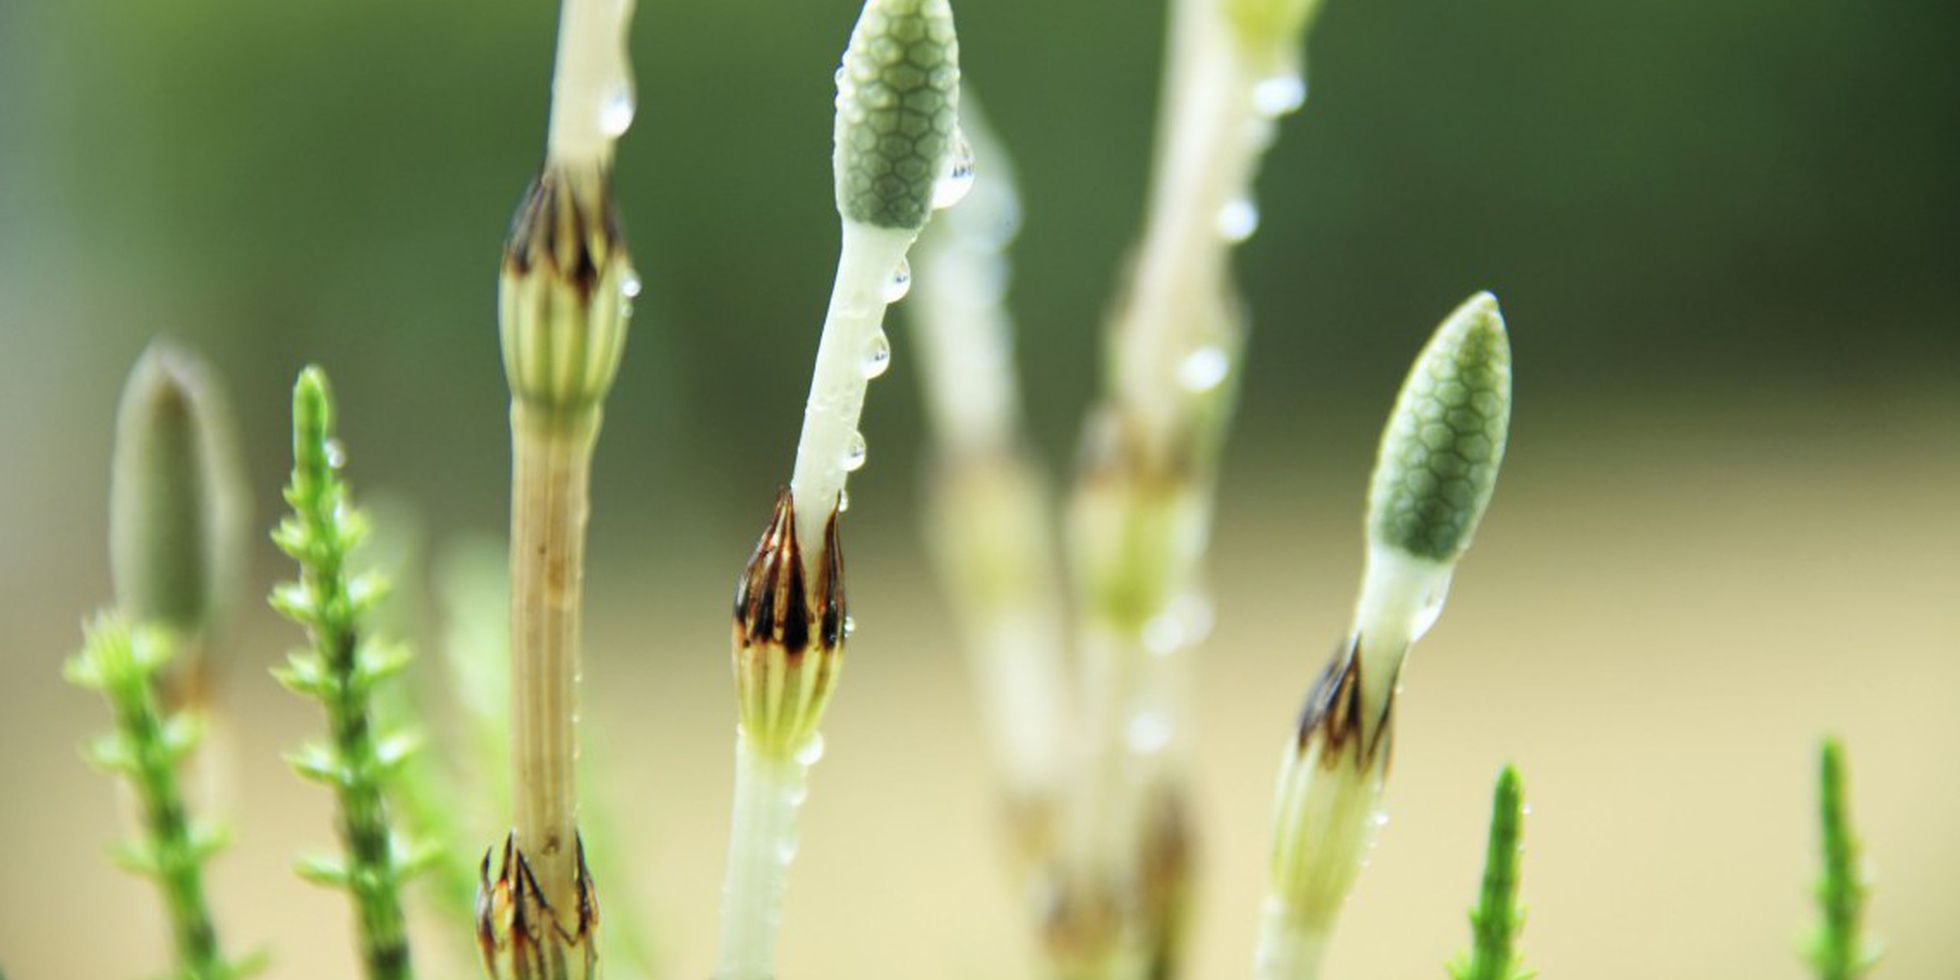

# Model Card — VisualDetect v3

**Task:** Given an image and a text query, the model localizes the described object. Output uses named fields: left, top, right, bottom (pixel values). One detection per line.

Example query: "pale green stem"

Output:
left=714, top=732, right=816, bottom=980
left=547, top=0, right=636, bottom=168
left=1253, top=898, right=1330, bottom=980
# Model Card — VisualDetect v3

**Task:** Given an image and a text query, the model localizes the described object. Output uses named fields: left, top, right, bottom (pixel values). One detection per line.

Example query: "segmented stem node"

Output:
left=732, top=489, right=848, bottom=758
left=500, top=163, right=636, bottom=429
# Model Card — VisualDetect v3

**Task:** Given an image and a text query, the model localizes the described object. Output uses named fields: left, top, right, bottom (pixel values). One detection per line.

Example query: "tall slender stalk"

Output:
left=714, top=1, right=963, bottom=975
left=1049, top=0, right=1325, bottom=973
left=478, top=0, right=638, bottom=975
left=904, top=101, right=1070, bottom=866
left=1255, top=295, right=1512, bottom=979
left=271, top=367, right=423, bottom=980
left=1809, top=739, right=1880, bottom=980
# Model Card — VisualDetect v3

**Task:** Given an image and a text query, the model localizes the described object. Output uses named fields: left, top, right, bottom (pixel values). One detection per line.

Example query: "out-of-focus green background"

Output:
left=3, top=0, right=1956, bottom=976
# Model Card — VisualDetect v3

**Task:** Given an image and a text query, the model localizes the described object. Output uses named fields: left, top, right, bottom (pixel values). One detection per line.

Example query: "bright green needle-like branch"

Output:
left=1449, top=766, right=1531, bottom=980
left=1809, top=739, right=1880, bottom=980
left=66, top=616, right=251, bottom=980
left=270, top=368, right=423, bottom=980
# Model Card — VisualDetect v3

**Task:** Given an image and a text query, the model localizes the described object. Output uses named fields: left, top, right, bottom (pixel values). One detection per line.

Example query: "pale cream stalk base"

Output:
left=547, top=0, right=637, bottom=168
left=1256, top=746, right=1386, bottom=980
left=787, top=221, right=917, bottom=558
left=509, top=408, right=598, bottom=918
left=1252, top=897, right=1331, bottom=980
left=1351, top=543, right=1454, bottom=721
left=715, top=731, right=817, bottom=980
left=1250, top=547, right=1453, bottom=977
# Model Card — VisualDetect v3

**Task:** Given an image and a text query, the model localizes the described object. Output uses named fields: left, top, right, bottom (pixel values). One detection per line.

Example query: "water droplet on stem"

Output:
left=863, top=331, right=892, bottom=378
left=882, top=259, right=912, bottom=303
left=600, top=85, right=636, bottom=138
left=842, top=431, right=868, bottom=472
left=1177, top=346, right=1231, bottom=393
left=1216, top=198, right=1260, bottom=242
left=1253, top=73, right=1308, bottom=117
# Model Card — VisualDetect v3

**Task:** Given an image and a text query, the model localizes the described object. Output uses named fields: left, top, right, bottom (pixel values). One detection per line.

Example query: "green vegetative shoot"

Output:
left=270, top=368, right=427, bottom=980
left=1809, top=738, right=1880, bottom=980
left=1448, top=766, right=1531, bottom=980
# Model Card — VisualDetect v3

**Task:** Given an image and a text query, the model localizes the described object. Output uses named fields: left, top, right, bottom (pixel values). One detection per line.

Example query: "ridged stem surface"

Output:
left=509, top=408, right=599, bottom=918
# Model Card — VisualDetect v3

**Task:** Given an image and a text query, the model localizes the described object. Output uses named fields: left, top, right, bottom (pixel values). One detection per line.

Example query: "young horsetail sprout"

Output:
left=67, top=617, right=256, bottom=980
left=480, top=0, right=638, bottom=976
left=715, top=1, right=962, bottom=976
left=1808, top=739, right=1881, bottom=980
left=1448, top=766, right=1531, bottom=980
left=110, top=342, right=250, bottom=713
left=270, top=368, right=427, bottom=980
left=1255, top=293, right=1512, bottom=980
left=1049, top=0, right=1327, bottom=972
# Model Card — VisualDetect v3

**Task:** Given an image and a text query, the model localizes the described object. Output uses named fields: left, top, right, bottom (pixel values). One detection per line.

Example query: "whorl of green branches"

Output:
left=66, top=616, right=256, bottom=980
left=270, top=367, right=428, bottom=980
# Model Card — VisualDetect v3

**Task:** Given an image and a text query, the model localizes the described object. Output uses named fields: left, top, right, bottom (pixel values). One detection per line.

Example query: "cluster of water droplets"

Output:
left=1207, top=69, right=1306, bottom=248
left=834, top=131, right=978, bottom=482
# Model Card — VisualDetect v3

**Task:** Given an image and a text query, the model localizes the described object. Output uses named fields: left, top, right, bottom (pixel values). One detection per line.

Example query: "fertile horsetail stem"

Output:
left=1255, top=294, right=1512, bottom=979
left=716, top=2, right=963, bottom=976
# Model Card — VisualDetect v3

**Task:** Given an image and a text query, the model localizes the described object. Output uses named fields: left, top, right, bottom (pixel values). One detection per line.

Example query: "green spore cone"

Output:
left=1368, top=292, right=1512, bottom=563
left=271, top=367, right=421, bottom=980
left=1449, top=765, right=1531, bottom=980
left=834, top=0, right=961, bottom=230
left=1809, top=738, right=1880, bottom=980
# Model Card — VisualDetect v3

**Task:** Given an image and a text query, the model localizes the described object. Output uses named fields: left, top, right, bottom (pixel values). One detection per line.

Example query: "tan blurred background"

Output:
left=2, top=0, right=1957, bottom=976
